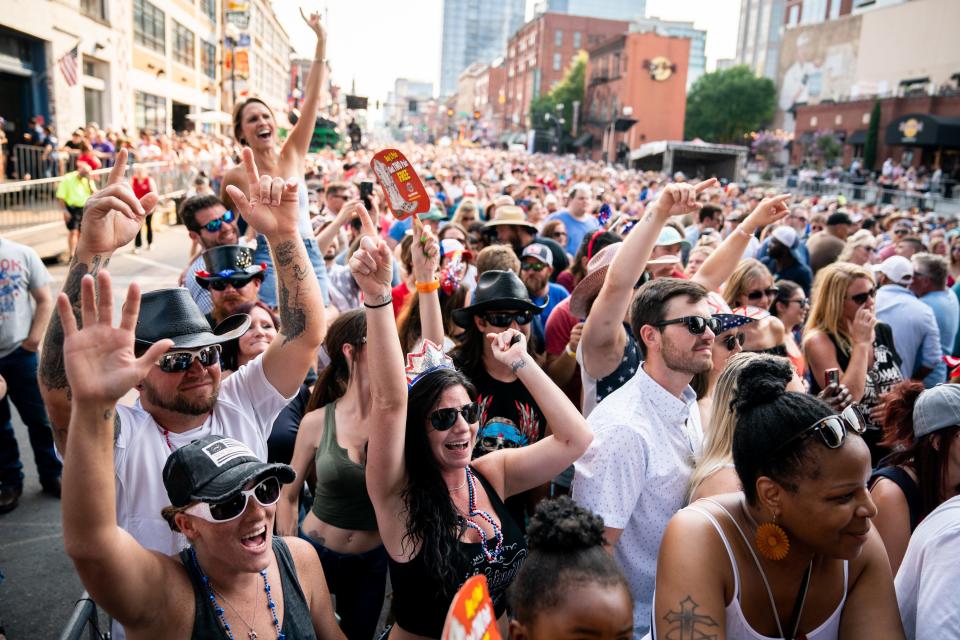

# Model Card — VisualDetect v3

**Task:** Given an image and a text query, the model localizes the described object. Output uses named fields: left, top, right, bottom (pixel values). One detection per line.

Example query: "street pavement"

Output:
left=0, top=223, right=192, bottom=638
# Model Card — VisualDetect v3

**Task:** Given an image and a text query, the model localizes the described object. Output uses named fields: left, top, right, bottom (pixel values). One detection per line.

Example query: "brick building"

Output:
left=503, top=13, right=630, bottom=132
left=582, top=30, right=690, bottom=160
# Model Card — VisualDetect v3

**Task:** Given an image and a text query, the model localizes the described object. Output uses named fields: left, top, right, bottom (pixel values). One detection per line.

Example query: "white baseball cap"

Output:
left=771, top=226, right=797, bottom=248
left=874, top=255, right=913, bottom=285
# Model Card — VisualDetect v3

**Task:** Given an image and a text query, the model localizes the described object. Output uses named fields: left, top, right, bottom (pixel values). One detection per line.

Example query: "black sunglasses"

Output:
left=747, top=287, right=779, bottom=301
left=208, top=275, right=258, bottom=291
left=777, top=405, right=866, bottom=452
left=430, top=402, right=480, bottom=431
left=781, top=297, right=809, bottom=307
left=654, top=316, right=721, bottom=335
left=157, top=344, right=222, bottom=373
left=849, top=288, right=876, bottom=305
left=722, top=332, right=746, bottom=351
left=483, top=310, right=534, bottom=328
left=202, top=210, right=236, bottom=232
left=521, top=262, right=547, bottom=272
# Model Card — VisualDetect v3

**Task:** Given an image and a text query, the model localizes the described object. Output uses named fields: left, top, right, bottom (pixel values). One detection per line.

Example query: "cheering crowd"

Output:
left=4, top=12, right=960, bottom=640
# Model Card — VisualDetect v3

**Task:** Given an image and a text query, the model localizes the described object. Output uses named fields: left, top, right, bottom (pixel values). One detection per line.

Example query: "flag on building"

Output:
left=58, top=46, right=79, bottom=86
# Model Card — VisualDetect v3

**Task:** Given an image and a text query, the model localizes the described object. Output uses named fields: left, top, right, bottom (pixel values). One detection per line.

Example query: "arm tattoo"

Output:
left=510, top=358, right=526, bottom=374
left=278, top=280, right=307, bottom=345
left=274, top=239, right=296, bottom=267
left=662, top=596, right=719, bottom=640
left=39, top=254, right=108, bottom=391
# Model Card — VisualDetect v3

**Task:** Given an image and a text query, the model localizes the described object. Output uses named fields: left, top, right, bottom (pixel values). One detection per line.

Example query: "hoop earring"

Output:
left=755, top=513, right=790, bottom=561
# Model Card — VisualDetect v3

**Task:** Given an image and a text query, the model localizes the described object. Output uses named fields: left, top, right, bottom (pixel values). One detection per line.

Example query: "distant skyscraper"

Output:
left=735, top=0, right=786, bottom=80
left=440, top=0, right=525, bottom=97
left=536, top=0, right=646, bottom=21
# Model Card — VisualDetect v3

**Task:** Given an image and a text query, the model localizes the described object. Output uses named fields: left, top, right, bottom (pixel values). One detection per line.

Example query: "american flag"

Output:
left=58, top=46, right=79, bottom=87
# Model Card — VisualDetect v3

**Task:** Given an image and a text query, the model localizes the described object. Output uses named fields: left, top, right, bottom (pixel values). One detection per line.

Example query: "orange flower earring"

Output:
left=755, top=514, right=790, bottom=561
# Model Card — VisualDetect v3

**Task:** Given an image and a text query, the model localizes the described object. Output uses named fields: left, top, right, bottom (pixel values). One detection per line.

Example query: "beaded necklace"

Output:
left=188, top=547, right=285, bottom=640
left=458, top=466, right=503, bottom=562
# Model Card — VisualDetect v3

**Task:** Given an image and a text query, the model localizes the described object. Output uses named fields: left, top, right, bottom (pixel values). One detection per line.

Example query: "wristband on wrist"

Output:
left=564, top=343, right=577, bottom=359
left=415, top=280, right=440, bottom=293
left=363, top=297, right=392, bottom=309
left=735, top=225, right=755, bottom=238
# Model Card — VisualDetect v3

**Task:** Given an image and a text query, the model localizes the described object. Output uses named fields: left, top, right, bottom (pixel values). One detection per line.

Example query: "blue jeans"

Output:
left=253, top=234, right=330, bottom=308
left=299, top=528, right=388, bottom=640
left=0, top=347, right=62, bottom=489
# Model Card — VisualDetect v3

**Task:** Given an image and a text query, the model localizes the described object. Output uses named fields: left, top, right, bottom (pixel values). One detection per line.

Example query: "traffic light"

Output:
left=446, top=108, right=455, bottom=117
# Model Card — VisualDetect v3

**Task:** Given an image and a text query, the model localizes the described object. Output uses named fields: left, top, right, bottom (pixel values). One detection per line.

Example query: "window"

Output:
left=573, top=31, right=581, bottom=48
left=201, top=41, right=216, bottom=79
left=84, top=88, right=104, bottom=125
left=81, top=0, right=107, bottom=20
left=613, top=53, right=621, bottom=77
left=134, top=0, right=165, bottom=53
left=200, top=0, right=216, bottom=22
left=172, top=22, right=195, bottom=66
left=553, top=52, right=561, bottom=71
left=135, top=92, right=166, bottom=132
left=554, top=30, right=562, bottom=47
left=828, top=0, right=841, bottom=19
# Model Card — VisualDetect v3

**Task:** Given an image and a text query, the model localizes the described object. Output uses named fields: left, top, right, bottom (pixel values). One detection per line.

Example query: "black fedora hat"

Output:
left=195, top=245, right=266, bottom=289
left=135, top=288, right=250, bottom=350
left=452, top=270, right=545, bottom=328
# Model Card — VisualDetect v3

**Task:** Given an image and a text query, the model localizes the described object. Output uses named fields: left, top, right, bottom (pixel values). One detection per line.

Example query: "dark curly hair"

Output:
left=402, top=367, right=478, bottom=595
left=508, top=496, right=630, bottom=624
left=731, top=357, right=836, bottom=504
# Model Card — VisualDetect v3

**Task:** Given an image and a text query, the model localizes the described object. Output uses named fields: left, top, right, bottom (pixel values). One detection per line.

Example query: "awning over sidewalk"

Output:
left=885, top=113, right=960, bottom=147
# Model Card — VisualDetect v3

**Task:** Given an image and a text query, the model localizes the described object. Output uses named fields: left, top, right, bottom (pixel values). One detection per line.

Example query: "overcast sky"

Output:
left=272, top=0, right=740, bottom=102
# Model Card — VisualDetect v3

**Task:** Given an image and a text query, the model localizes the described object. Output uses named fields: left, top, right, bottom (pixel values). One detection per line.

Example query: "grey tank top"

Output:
left=179, top=537, right=317, bottom=639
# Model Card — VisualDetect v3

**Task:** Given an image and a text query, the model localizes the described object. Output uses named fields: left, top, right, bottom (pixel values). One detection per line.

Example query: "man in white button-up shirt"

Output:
left=573, top=278, right=715, bottom=638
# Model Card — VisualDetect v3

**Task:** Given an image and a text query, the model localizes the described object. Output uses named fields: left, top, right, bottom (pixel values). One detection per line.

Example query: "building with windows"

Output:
left=534, top=0, right=646, bottom=21
left=734, top=0, right=787, bottom=80
left=386, top=78, right=435, bottom=127
left=630, top=17, right=706, bottom=88
left=503, top=12, right=630, bottom=132
left=439, top=0, right=525, bottom=97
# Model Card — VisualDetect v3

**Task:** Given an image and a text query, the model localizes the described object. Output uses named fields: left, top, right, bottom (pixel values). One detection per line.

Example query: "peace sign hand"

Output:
left=651, top=178, right=718, bottom=217
left=59, top=270, right=172, bottom=405
left=78, top=148, right=157, bottom=255
left=347, top=203, right=393, bottom=301
left=225, top=148, right=300, bottom=240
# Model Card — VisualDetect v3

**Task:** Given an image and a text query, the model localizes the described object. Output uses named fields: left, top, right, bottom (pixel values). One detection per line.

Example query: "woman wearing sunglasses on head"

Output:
left=59, top=273, right=345, bottom=640
left=804, top=263, right=903, bottom=464
left=723, top=259, right=788, bottom=356
left=649, top=362, right=904, bottom=640
left=347, top=205, right=592, bottom=640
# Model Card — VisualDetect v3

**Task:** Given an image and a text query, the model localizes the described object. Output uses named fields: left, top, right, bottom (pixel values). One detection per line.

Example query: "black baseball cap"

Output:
left=162, top=435, right=295, bottom=508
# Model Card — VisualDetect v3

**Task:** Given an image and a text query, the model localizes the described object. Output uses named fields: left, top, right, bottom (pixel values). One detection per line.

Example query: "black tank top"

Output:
left=871, top=465, right=923, bottom=531
left=179, top=537, right=317, bottom=639
left=388, top=467, right=528, bottom=638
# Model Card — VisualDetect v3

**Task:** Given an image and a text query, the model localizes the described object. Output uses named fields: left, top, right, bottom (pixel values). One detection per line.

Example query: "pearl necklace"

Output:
left=458, top=467, right=504, bottom=562
left=189, top=547, right=285, bottom=640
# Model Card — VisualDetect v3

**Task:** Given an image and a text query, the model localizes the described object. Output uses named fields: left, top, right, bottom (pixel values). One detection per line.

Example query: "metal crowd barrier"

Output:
left=792, top=178, right=960, bottom=214
left=0, top=159, right=214, bottom=234
left=58, top=592, right=107, bottom=640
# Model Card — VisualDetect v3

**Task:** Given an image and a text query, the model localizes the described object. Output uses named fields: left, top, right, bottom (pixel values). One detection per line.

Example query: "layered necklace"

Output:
left=188, top=547, right=284, bottom=640
left=457, top=466, right=504, bottom=562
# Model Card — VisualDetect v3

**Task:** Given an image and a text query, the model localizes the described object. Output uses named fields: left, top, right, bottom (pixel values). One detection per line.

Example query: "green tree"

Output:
left=863, top=100, right=881, bottom=171
left=684, top=65, right=776, bottom=144
left=530, top=51, right=586, bottom=135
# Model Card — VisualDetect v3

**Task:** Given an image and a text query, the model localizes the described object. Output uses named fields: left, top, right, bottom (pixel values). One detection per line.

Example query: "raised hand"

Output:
left=59, top=271, right=172, bottom=405
left=486, top=329, right=529, bottom=372
left=225, top=148, right=300, bottom=240
left=851, top=307, right=877, bottom=347
left=818, top=382, right=854, bottom=412
left=300, top=7, right=326, bottom=45
left=411, top=216, right=440, bottom=283
left=78, top=148, right=156, bottom=255
left=348, top=203, right=393, bottom=301
left=651, top=178, right=718, bottom=217
left=743, top=194, right=792, bottom=233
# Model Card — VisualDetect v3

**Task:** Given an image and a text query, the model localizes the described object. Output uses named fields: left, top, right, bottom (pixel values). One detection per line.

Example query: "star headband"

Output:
left=405, top=339, right=455, bottom=388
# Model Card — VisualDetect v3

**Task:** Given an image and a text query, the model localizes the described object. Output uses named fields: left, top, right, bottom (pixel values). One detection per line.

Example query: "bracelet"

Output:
left=416, top=280, right=440, bottom=293
left=564, top=343, right=577, bottom=359
left=363, top=297, right=392, bottom=309
left=735, top=225, right=755, bottom=238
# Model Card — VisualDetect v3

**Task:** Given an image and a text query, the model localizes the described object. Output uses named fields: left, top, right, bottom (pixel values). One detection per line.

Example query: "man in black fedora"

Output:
left=38, top=148, right=326, bottom=560
left=194, top=244, right=267, bottom=325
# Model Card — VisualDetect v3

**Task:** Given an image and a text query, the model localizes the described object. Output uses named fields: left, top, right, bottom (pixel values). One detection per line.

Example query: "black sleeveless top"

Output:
left=388, top=467, right=528, bottom=638
left=179, top=537, right=317, bottom=639
left=870, top=465, right=923, bottom=531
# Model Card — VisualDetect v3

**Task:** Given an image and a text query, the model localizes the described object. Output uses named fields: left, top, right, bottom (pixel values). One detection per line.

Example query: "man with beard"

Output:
left=520, top=243, right=568, bottom=346
left=194, top=244, right=266, bottom=325
left=180, top=195, right=241, bottom=315
left=39, top=149, right=326, bottom=559
left=573, top=278, right=714, bottom=638
left=762, top=225, right=813, bottom=295
left=484, top=204, right=568, bottom=280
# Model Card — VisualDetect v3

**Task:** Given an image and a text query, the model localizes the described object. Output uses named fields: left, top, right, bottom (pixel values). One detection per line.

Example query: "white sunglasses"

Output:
left=184, top=476, right=281, bottom=523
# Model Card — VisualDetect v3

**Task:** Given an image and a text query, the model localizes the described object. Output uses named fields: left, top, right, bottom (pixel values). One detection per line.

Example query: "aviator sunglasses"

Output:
left=430, top=402, right=480, bottom=431
left=654, top=315, right=722, bottom=335
left=157, top=344, right=222, bottom=373
left=747, top=287, right=780, bottom=301
left=201, top=210, right=236, bottom=233
left=185, top=476, right=282, bottom=523
left=483, top=310, right=534, bottom=328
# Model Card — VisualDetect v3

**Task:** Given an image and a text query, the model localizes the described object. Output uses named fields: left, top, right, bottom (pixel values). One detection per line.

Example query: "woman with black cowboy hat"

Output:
left=347, top=204, right=592, bottom=640
left=59, top=271, right=345, bottom=639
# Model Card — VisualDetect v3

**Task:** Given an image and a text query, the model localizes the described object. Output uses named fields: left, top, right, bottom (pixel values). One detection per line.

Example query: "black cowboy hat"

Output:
left=194, top=245, right=267, bottom=289
left=452, top=270, right=546, bottom=328
left=135, top=288, right=250, bottom=351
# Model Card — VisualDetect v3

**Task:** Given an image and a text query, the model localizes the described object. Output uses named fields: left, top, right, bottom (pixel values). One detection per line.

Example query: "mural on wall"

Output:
left=777, top=15, right=862, bottom=131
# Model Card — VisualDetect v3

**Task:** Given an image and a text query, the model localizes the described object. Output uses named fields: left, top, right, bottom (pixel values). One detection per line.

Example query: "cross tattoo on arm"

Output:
left=662, top=596, right=719, bottom=640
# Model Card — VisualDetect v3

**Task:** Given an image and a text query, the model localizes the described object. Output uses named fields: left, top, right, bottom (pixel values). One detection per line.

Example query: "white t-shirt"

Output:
left=896, top=494, right=960, bottom=639
left=572, top=363, right=703, bottom=638
left=113, top=354, right=292, bottom=556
